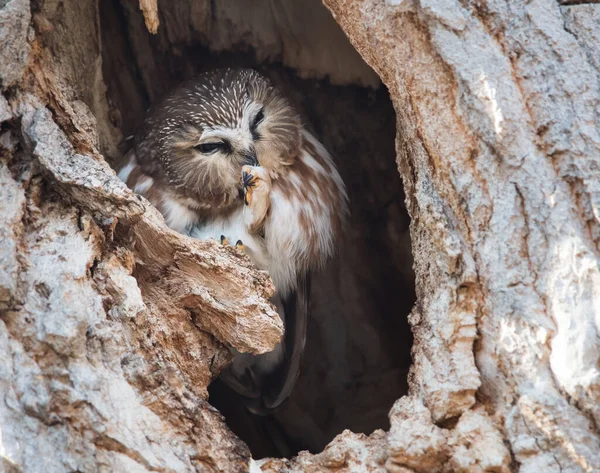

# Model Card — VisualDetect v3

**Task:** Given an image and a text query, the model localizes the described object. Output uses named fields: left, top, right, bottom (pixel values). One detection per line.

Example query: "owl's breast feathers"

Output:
left=118, top=130, right=348, bottom=295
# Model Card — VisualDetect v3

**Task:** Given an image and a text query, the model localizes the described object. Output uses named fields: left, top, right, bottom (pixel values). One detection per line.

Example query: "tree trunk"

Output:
left=1, top=1, right=599, bottom=472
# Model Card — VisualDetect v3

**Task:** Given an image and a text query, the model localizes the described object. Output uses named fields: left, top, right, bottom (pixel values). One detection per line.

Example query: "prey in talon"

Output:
left=117, top=68, right=348, bottom=414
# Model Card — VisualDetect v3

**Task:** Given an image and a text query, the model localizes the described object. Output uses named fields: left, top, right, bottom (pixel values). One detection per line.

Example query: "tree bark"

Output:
left=1, top=0, right=599, bottom=472
left=308, top=1, right=600, bottom=472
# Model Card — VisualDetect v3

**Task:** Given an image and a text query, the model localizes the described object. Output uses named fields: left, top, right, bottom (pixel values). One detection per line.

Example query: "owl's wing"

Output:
left=219, top=272, right=310, bottom=414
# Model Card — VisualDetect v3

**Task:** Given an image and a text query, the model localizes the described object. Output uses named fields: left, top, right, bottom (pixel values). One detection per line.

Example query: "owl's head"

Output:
left=135, top=68, right=301, bottom=208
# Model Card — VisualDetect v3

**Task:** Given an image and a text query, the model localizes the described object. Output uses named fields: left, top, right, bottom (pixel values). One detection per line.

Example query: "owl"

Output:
left=118, top=68, right=348, bottom=413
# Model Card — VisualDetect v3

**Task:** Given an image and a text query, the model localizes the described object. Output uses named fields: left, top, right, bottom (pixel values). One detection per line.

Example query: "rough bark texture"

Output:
left=307, top=0, right=600, bottom=472
left=1, top=0, right=599, bottom=473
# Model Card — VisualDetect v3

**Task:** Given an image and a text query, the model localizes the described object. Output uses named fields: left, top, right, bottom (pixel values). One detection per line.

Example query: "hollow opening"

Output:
left=98, top=0, right=415, bottom=459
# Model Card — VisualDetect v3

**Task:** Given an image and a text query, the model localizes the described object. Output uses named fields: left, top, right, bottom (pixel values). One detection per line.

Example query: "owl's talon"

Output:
left=220, top=235, right=229, bottom=246
left=242, top=171, right=257, bottom=188
left=242, top=171, right=258, bottom=206
left=235, top=240, right=245, bottom=252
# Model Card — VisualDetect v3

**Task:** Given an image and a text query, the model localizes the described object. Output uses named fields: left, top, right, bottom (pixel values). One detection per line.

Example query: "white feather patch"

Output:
left=118, top=160, right=136, bottom=183
left=161, top=195, right=200, bottom=233
left=134, top=176, right=154, bottom=194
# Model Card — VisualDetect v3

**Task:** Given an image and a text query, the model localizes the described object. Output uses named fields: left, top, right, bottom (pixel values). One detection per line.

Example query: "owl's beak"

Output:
left=243, top=151, right=259, bottom=167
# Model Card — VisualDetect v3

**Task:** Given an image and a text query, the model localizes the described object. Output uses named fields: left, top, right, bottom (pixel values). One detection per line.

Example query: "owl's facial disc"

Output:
left=194, top=127, right=258, bottom=167
left=145, top=68, right=302, bottom=204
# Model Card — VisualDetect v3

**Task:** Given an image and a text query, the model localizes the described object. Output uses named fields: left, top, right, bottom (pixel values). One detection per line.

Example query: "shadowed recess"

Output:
left=99, top=0, right=415, bottom=458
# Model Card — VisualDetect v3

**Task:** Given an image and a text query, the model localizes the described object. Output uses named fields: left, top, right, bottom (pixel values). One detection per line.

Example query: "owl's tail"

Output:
left=261, top=273, right=310, bottom=411
left=219, top=273, right=310, bottom=415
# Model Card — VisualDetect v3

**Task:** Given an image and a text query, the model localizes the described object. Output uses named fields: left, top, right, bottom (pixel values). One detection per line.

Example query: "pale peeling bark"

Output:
left=1, top=0, right=599, bottom=472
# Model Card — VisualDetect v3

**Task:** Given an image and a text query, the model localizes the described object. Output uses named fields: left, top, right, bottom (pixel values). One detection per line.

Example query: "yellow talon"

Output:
left=220, top=235, right=229, bottom=246
left=235, top=240, right=245, bottom=252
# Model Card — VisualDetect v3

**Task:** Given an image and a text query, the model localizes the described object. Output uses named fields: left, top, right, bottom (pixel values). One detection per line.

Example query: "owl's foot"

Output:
left=241, top=171, right=257, bottom=205
left=242, top=165, right=270, bottom=206
left=242, top=165, right=271, bottom=234
left=219, top=235, right=245, bottom=252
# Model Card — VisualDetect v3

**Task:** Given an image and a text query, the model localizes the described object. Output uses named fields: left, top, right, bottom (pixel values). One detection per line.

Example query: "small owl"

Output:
left=118, top=68, right=348, bottom=413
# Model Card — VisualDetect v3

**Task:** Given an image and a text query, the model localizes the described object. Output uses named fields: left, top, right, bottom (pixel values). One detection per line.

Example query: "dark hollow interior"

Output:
left=98, top=0, right=415, bottom=459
